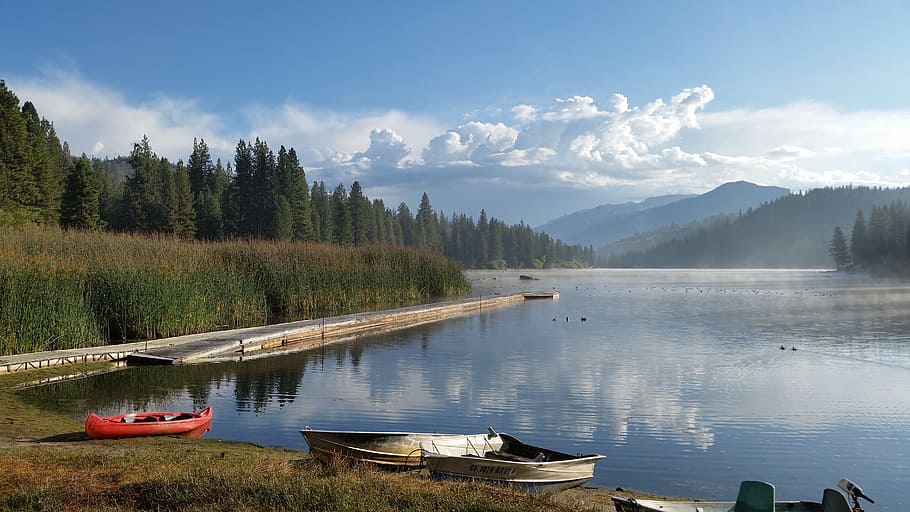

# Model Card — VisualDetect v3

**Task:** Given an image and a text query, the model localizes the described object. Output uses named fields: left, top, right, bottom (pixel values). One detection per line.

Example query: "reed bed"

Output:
left=0, top=227, right=470, bottom=355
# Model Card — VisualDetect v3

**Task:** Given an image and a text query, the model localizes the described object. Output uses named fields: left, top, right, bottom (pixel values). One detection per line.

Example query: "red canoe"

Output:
left=85, top=406, right=212, bottom=439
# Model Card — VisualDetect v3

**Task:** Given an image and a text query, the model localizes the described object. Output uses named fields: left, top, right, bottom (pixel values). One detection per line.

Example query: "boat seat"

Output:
left=733, top=480, right=775, bottom=512
left=484, top=450, right=536, bottom=462
left=821, top=488, right=851, bottom=512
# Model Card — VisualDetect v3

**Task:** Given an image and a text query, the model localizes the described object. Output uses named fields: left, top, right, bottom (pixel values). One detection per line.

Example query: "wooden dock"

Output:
left=1, top=291, right=558, bottom=373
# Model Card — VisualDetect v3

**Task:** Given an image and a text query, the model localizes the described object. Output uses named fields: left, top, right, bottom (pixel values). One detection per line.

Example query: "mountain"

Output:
left=605, top=186, right=910, bottom=268
left=600, top=213, right=737, bottom=257
left=536, top=181, right=790, bottom=247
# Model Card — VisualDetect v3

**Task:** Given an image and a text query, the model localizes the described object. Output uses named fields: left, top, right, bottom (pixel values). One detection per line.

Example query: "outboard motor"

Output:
left=838, top=478, right=874, bottom=512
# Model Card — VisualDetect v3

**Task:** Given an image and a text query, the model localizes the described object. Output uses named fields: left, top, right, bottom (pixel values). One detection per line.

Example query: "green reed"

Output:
left=0, top=227, right=469, bottom=355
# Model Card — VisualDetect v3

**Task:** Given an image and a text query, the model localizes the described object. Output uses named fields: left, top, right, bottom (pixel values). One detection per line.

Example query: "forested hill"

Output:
left=536, top=181, right=789, bottom=247
left=606, top=186, right=910, bottom=268
left=0, top=80, right=595, bottom=270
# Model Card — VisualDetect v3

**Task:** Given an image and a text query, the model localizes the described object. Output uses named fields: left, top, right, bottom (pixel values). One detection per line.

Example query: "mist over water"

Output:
left=21, top=269, right=910, bottom=509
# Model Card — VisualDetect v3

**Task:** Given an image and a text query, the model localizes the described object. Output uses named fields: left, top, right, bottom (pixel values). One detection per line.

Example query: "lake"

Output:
left=20, top=269, right=910, bottom=509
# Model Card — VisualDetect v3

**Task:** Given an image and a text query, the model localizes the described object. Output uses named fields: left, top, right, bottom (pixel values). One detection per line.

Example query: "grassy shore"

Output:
left=0, top=363, right=671, bottom=512
left=0, top=227, right=470, bottom=356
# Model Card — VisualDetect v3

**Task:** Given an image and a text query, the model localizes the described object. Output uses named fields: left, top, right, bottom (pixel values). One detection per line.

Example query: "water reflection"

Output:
left=18, top=270, right=910, bottom=509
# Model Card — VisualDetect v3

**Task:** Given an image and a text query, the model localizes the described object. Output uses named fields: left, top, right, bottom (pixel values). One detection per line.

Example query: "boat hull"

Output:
left=85, top=407, right=212, bottom=439
left=420, top=432, right=604, bottom=492
left=300, top=429, right=461, bottom=469
left=610, top=496, right=823, bottom=512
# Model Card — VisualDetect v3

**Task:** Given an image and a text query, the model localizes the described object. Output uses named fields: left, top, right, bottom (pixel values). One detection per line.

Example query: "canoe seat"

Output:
left=733, top=480, right=775, bottom=512
left=821, top=489, right=851, bottom=512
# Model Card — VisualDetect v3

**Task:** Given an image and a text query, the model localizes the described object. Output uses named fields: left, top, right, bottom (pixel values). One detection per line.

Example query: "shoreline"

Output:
left=0, top=363, right=657, bottom=511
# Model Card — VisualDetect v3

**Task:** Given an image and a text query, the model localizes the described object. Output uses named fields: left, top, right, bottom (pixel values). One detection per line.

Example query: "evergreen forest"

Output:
left=606, top=186, right=910, bottom=269
left=0, top=81, right=595, bottom=270
left=828, top=201, right=910, bottom=273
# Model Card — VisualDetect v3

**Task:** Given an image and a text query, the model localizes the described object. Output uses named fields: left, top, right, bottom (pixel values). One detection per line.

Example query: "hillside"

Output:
left=535, top=194, right=694, bottom=245
left=606, top=186, right=910, bottom=268
left=599, top=213, right=737, bottom=257
left=536, top=181, right=789, bottom=247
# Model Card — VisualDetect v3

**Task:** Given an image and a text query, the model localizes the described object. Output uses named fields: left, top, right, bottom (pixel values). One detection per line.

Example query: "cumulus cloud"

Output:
left=351, top=128, right=411, bottom=166
left=423, top=121, right=519, bottom=166
left=511, top=104, right=537, bottom=122
left=424, top=85, right=716, bottom=178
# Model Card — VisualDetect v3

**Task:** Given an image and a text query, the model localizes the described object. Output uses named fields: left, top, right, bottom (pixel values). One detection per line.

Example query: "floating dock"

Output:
left=1, top=291, right=558, bottom=373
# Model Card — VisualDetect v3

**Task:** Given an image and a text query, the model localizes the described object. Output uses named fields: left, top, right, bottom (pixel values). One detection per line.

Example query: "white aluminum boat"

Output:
left=300, top=428, right=460, bottom=469
left=419, top=429, right=604, bottom=492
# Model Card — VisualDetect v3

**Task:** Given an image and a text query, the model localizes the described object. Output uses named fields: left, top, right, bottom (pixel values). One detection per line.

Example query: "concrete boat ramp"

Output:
left=1, top=292, right=557, bottom=373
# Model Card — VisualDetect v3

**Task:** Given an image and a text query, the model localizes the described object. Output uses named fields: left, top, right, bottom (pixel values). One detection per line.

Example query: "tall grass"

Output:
left=0, top=227, right=470, bottom=355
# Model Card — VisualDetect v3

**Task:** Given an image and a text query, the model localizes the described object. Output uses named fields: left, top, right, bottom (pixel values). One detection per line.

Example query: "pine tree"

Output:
left=372, top=199, right=387, bottom=243
left=397, top=202, right=414, bottom=246
left=195, top=187, right=223, bottom=240
left=273, top=194, right=294, bottom=240
left=60, top=156, right=100, bottom=230
left=124, top=135, right=166, bottom=232
left=0, top=81, right=35, bottom=222
left=172, top=160, right=196, bottom=238
left=850, top=210, right=867, bottom=265
left=331, top=183, right=353, bottom=244
left=309, top=181, right=322, bottom=242
left=277, top=146, right=313, bottom=240
left=223, top=140, right=254, bottom=237
left=416, top=192, right=440, bottom=252
left=187, top=138, right=213, bottom=198
left=251, top=138, right=277, bottom=237
left=94, top=157, right=121, bottom=230
left=829, top=226, right=849, bottom=270
left=348, top=181, right=371, bottom=245
left=476, top=209, right=489, bottom=266
left=22, top=101, right=65, bottom=223
left=867, top=206, right=889, bottom=260
left=317, top=182, right=333, bottom=243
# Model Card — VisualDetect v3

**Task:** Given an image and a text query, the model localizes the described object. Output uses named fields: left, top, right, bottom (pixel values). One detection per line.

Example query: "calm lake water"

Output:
left=21, top=269, right=910, bottom=509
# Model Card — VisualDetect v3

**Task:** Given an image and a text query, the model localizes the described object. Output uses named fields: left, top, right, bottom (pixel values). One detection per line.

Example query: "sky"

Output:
left=3, top=1, right=910, bottom=226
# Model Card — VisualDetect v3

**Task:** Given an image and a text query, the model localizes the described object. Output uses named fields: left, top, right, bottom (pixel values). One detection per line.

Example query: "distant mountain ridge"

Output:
left=605, top=186, right=910, bottom=268
left=536, top=181, right=790, bottom=248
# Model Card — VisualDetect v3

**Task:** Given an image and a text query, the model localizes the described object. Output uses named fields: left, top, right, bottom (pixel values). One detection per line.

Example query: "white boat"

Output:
left=300, top=428, right=461, bottom=469
left=610, top=496, right=824, bottom=512
left=419, top=429, right=605, bottom=492
left=610, top=481, right=857, bottom=512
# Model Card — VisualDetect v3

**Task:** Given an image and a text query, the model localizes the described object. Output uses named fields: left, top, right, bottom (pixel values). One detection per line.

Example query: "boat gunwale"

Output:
left=609, top=495, right=824, bottom=512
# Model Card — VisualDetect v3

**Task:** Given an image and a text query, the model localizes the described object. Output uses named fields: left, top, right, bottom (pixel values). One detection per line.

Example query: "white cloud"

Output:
left=244, top=104, right=442, bottom=169
left=511, top=104, right=537, bottom=122
left=423, top=121, right=519, bottom=166
left=9, top=69, right=910, bottom=225
left=541, top=95, right=603, bottom=121
left=765, top=145, right=814, bottom=160
left=10, top=70, right=231, bottom=160
left=351, top=128, right=411, bottom=166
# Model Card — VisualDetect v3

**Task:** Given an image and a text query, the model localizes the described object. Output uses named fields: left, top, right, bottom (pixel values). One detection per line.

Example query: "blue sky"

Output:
left=3, top=1, right=910, bottom=225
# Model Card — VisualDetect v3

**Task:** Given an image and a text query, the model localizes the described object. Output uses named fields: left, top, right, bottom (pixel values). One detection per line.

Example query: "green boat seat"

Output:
left=733, top=480, right=775, bottom=512
left=822, top=488, right=851, bottom=512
